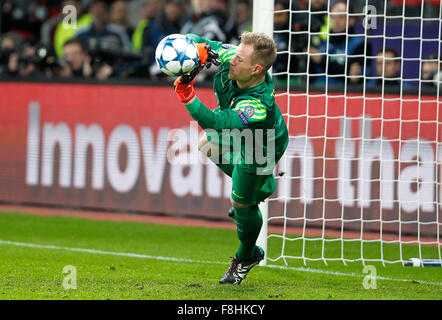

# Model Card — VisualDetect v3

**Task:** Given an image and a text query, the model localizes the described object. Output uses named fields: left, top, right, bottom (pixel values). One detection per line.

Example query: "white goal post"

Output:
left=253, top=0, right=275, bottom=266
left=254, top=0, right=442, bottom=267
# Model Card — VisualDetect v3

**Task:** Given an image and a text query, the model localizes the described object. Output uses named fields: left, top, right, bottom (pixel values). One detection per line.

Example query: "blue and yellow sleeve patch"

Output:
left=233, top=99, right=267, bottom=126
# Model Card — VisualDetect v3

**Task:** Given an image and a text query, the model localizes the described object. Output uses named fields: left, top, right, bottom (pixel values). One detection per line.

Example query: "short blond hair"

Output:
left=240, top=31, right=277, bottom=72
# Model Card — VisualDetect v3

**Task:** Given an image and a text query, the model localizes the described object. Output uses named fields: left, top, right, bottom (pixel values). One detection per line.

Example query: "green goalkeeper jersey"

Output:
left=185, top=34, right=289, bottom=174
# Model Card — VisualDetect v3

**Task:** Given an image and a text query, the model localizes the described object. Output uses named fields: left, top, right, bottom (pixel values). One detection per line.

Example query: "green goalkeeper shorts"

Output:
left=231, top=165, right=276, bottom=205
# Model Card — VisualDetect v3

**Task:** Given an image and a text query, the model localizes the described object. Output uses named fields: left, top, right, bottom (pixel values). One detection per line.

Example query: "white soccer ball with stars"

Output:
left=155, top=34, right=199, bottom=77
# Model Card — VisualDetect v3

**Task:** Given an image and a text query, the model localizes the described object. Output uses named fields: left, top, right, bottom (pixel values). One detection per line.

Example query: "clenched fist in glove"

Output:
left=174, top=76, right=196, bottom=104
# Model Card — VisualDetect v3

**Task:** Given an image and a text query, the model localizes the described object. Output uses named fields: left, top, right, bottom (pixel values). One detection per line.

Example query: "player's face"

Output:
left=228, top=43, right=258, bottom=82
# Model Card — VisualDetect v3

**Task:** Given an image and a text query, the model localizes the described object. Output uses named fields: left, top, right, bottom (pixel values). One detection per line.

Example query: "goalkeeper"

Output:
left=174, top=32, right=289, bottom=285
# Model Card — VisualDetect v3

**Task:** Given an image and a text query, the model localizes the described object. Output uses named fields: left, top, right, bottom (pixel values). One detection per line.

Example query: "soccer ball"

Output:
left=155, top=34, right=199, bottom=77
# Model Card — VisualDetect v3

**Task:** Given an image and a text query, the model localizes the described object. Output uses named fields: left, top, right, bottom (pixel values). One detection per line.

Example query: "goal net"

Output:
left=264, top=0, right=442, bottom=266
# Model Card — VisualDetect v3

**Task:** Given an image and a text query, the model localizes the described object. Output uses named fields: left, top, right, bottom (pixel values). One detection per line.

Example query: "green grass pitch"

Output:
left=0, top=211, right=440, bottom=300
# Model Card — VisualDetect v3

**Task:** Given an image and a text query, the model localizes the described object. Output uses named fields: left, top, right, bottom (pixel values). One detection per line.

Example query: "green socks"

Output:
left=234, top=205, right=263, bottom=260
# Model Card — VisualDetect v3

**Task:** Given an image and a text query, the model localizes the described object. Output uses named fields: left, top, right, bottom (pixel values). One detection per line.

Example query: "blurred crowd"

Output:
left=0, top=0, right=440, bottom=89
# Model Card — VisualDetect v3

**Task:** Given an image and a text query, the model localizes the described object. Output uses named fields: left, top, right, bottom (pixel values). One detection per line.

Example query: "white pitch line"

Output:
left=0, top=239, right=441, bottom=287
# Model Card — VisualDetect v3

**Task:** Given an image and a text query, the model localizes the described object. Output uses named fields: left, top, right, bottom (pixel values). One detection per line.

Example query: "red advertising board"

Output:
left=0, top=82, right=440, bottom=238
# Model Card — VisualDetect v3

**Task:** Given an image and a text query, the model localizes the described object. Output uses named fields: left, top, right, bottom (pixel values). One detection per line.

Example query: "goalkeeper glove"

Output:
left=174, top=76, right=196, bottom=103
left=195, top=43, right=221, bottom=69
